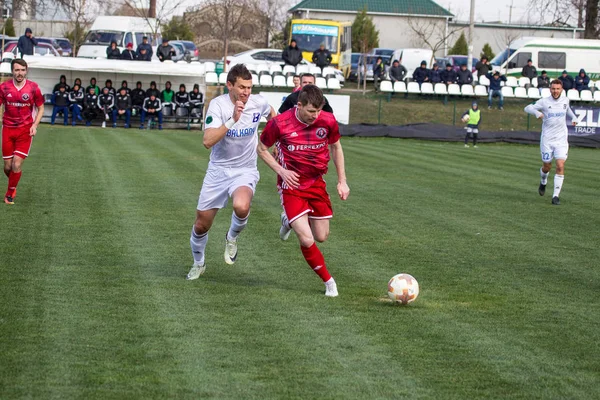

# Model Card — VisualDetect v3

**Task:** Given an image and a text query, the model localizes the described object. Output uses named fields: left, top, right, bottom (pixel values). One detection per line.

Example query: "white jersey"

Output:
left=524, top=95, right=576, bottom=142
left=204, top=93, right=271, bottom=169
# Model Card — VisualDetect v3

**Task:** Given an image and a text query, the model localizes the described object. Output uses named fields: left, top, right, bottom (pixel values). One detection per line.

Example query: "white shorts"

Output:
left=466, top=127, right=479, bottom=134
left=197, top=167, right=260, bottom=211
left=540, top=139, right=569, bottom=162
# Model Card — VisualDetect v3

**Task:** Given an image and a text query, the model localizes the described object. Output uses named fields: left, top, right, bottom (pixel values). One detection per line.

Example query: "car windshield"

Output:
left=56, top=39, right=71, bottom=49
left=291, top=23, right=339, bottom=52
left=491, top=48, right=516, bottom=66
left=182, top=41, right=196, bottom=50
left=84, top=31, right=123, bottom=46
left=374, top=49, right=394, bottom=57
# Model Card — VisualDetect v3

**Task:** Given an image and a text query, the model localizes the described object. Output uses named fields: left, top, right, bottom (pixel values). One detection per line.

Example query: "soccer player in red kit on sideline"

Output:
left=1, top=59, right=44, bottom=205
left=257, top=85, right=350, bottom=297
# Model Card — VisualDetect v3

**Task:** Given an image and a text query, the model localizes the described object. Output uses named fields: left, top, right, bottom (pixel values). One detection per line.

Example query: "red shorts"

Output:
left=280, top=177, right=333, bottom=224
left=2, top=125, right=33, bottom=160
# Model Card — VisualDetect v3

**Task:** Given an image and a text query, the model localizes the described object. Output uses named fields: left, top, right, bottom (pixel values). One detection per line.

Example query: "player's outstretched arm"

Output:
left=330, top=140, right=349, bottom=200
left=257, top=142, right=299, bottom=189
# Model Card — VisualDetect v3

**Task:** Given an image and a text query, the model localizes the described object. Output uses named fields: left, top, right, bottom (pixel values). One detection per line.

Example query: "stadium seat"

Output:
left=273, top=75, right=287, bottom=87
left=531, top=78, right=539, bottom=87
left=588, top=80, right=595, bottom=89
left=434, top=83, right=448, bottom=95
left=580, top=89, right=593, bottom=101
left=393, top=81, right=407, bottom=93
left=461, top=85, right=475, bottom=96
left=518, top=77, right=530, bottom=87
left=478, top=75, right=490, bottom=86
left=501, top=86, right=514, bottom=98
left=309, top=66, right=322, bottom=76
left=447, top=84, right=461, bottom=95
left=2, top=51, right=14, bottom=63
left=175, top=107, right=189, bottom=117
left=245, top=63, right=257, bottom=73
left=567, top=89, right=581, bottom=101
left=527, top=87, right=541, bottom=99
left=380, top=80, right=393, bottom=93
left=205, top=72, right=218, bottom=85
left=296, top=64, right=310, bottom=75
left=315, top=77, right=328, bottom=89
left=0, top=62, right=11, bottom=74
left=407, top=82, right=421, bottom=94
left=256, top=63, right=269, bottom=74
left=269, top=64, right=283, bottom=75
left=327, top=78, right=341, bottom=90
left=514, top=87, right=528, bottom=98
left=540, top=88, right=551, bottom=98
left=474, top=85, right=487, bottom=96
left=204, top=62, right=216, bottom=72
left=595, top=81, right=600, bottom=90
left=252, top=74, right=259, bottom=86
left=162, top=104, right=173, bottom=116
left=259, top=74, right=273, bottom=87
left=420, top=82, right=434, bottom=94
left=218, top=73, right=227, bottom=85
left=282, top=65, right=296, bottom=76
left=506, top=76, right=518, bottom=87
left=322, top=67, right=336, bottom=79
left=286, top=76, right=295, bottom=87
left=594, top=91, right=600, bottom=102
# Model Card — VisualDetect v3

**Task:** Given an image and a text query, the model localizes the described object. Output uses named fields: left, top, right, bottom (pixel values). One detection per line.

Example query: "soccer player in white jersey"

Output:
left=524, top=79, right=577, bottom=205
left=187, top=64, right=276, bottom=280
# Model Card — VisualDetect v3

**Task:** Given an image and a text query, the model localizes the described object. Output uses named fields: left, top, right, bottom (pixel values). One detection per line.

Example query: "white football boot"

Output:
left=325, top=278, right=338, bottom=297
left=186, top=262, right=205, bottom=280
left=279, top=212, right=292, bottom=241
left=224, top=235, right=238, bottom=265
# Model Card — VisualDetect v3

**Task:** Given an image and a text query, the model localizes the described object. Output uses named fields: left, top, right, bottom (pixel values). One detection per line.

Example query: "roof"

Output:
left=450, top=21, right=583, bottom=31
left=290, top=0, right=453, bottom=17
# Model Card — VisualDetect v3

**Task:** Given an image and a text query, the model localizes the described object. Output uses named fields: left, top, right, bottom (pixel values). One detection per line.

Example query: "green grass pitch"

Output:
left=1, top=127, right=599, bottom=399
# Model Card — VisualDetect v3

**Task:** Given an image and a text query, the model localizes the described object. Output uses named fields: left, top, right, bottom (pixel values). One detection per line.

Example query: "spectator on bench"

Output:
left=475, top=56, right=492, bottom=79
left=521, top=59, right=537, bottom=87
left=83, top=86, right=100, bottom=126
left=174, top=83, right=190, bottom=111
left=131, top=81, right=146, bottom=115
left=485, top=71, right=507, bottom=110
left=412, top=60, right=429, bottom=85
left=429, top=63, right=442, bottom=84
left=136, top=47, right=150, bottom=61
left=537, top=70, right=550, bottom=89
left=69, top=83, right=84, bottom=126
left=113, top=87, right=132, bottom=128
left=390, top=60, right=407, bottom=84
left=373, top=56, right=386, bottom=92
left=120, top=80, right=130, bottom=95
left=86, top=77, right=99, bottom=95
left=51, top=84, right=70, bottom=126
left=121, top=43, right=136, bottom=60
left=104, top=79, right=116, bottom=96
left=457, top=64, right=473, bottom=86
left=161, top=81, right=174, bottom=111
left=73, top=78, right=82, bottom=91
left=140, top=93, right=163, bottom=130
left=146, top=81, right=160, bottom=99
left=189, top=84, right=203, bottom=108
left=575, top=69, right=590, bottom=91
left=558, top=70, right=574, bottom=90
left=136, top=36, right=153, bottom=60
left=292, top=74, right=301, bottom=92
left=98, top=87, right=115, bottom=128
left=53, top=75, right=70, bottom=93
left=440, top=63, right=457, bottom=85
left=107, top=40, right=121, bottom=59
left=283, top=38, right=303, bottom=67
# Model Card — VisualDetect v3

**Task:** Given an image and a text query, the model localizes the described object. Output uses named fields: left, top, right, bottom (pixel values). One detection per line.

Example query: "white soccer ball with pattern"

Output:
left=462, top=114, right=470, bottom=123
left=387, top=273, right=419, bottom=305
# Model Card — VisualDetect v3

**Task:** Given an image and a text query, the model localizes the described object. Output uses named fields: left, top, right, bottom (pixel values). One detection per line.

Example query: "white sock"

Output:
left=540, top=168, right=549, bottom=185
left=227, top=212, right=248, bottom=241
left=190, top=228, right=208, bottom=264
left=553, top=174, right=564, bottom=198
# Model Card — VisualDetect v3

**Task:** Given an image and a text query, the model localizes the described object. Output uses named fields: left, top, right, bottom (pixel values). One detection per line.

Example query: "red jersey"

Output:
left=261, top=108, right=341, bottom=190
left=0, top=79, right=44, bottom=128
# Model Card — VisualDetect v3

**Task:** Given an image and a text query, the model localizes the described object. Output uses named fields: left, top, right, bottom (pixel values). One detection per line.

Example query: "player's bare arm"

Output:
left=30, top=104, right=44, bottom=136
left=257, top=141, right=300, bottom=189
left=330, top=140, right=349, bottom=200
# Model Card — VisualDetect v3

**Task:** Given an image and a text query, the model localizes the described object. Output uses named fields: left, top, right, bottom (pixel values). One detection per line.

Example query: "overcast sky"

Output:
left=441, top=0, right=531, bottom=24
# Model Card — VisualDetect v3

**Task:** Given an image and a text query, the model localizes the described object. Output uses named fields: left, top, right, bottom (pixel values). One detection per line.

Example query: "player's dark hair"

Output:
left=293, top=74, right=300, bottom=79
left=298, top=85, right=325, bottom=109
left=551, top=79, right=563, bottom=87
left=11, top=58, right=28, bottom=71
left=227, top=64, right=252, bottom=85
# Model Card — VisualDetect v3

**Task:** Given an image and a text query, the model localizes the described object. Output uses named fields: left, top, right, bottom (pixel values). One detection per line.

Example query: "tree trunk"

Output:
left=149, top=0, right=157, bottom=18
left=585, top=0, right=599, bottom=38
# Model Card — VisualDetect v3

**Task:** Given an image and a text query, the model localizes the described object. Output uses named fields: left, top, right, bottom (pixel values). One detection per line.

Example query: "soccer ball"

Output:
left=387, top=273, right=419, bottom=305
left=462, top=114, right=470, bottom=123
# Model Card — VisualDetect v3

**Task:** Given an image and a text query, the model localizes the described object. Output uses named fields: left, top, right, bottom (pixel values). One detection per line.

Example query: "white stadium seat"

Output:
left=259, top=74, right=273, bottom=87
left=205, top=72, right=218, bottom=85
left=269, top=64, right=283, bottom=75
left=532, top=78, right=539, bottom=87
left=204, top=61, right=216, bottom=72
left=506, top=76, right=518, bottom=87
left=420, top=82, right=434, bottom=94
left=527, top=87, right=541, bottom=99
left=474, top=85, right=487, bottom=96
left=218, top=72, right=227, bottom=84
left=461, top=85, right=474, bottom=96
left=514, top=87, right=528, bottom=98
left=251, top=73, right=259, bottom=86
left=595, top=80, right=600, bottom=90
left=478, top=75, right=490, bottom=86
left=434, top=83, right=448, bottom=95
left=309, top=66, right=323, bottom=76
left=286, top=76, right=295, bottom=87
left=501, top=86, right=514, bottom=98
left=245, top=63, right=257, bottom=73
left=567, top=89, right=580, bottom=101
left=273, top=75, right=287, bottom=87
left=282, top=65, right=296, bottom=76
left=407, top=82, right=421, bottom=94
left=594, top=91, right=600, bottom=102
left=393, top=81, right=407, bottom=93
left=296, top=64, right=310, bottom=74
left=588, top=80, right=595, bottom=89
left=315, top=77, right=328, bottom=89
left=540, top=88, right=551, bottom=98
left=322, top=67, right=336, bottom=78
left=447, top=84, right=461, bottom=95
left=518, top=77, right=530, bottom=87
left=380, top=80, right=393, bottom=93
left=327, top=78, right=341, bottom=90
left=580, top=90, right=593, bottom=101
left=256, top=63, right=269, bottom=74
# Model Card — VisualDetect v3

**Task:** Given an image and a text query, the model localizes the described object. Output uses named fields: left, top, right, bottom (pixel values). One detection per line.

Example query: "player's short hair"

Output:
left=300, top=73, right=316, bottom=83
left=551, top=79, right=563, bottom=87
left=293, top=74, right=300, bottom=79
left=227, top=64, right=252, bottom=85
left=298, top=85, right=325, bottom=109
left=11, top=58, right=27, bottom=71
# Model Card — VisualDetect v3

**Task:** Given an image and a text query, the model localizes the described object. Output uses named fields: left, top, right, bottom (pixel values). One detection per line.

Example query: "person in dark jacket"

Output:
left=121, top=43, right=136, bottom=60
left=558, top=70, right=574, bottom=90
left=69, top=84, right=84, bottom=126
left=174, top=84, right=190, bottom=110
left=73, top=77, right=83, bottom=90
left=86, top=77, right=99, bottom=95
left=146, top=81, right=160, bottom=99
left=537, top=70, right=550, bottom=89
left=429, top=63, right=442, bottom=84
left=103, top=79, right=116, bottom=96
left=575, top=69, right=590, bottom=91
left=120, top=80, right=130, bottom=95
left=51, top=84, right=70, bottom=125
left=140, top=94, right=163, bottom=130
left=131, top=81, right=146, bottom=114
left=136, top=36, right=153, bottom=60
left=373, top=56, right=386, bottom=91
left=312, top=44, right=332, bottom=70
left=440, top=63, right=457, bottom=85
left=53, top=75, right=71, bottom=93
left=17, top=28, right=37, bottom=57
left=83, top=86, right=100, bottom=126
left=412, top=60, right=429, bottom=84
left=485, top=71, right=507, bottom=110
left=521, top=59, right=537, bottom=82
left=98, top=87, right=115, bottom=128
left=457, top=64, right=473, bottom=86
left=157, top=39, right=175, bottom=62
left=389, top=60, right=407, bottom=83
left=475, top=56, right=492, bottom=79
left=113, top=87, right=132, bottom=128
left=106, top=40, right=121, bottom=59
left=136, top=47, right=151, bottom=61
left=282, top=39, right=303, bottom=66
left=189, top=84, right=203, bottom=107
left=278, top=74, right=334, bottom=114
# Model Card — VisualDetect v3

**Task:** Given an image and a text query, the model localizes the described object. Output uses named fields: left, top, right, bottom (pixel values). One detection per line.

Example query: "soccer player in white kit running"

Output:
left=524, top=79, right=577, bottom=205
left=187, top=64, right=276, bottom=279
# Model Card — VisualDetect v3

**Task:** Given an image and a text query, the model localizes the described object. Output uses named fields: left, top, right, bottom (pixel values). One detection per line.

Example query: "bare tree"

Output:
left=119, top=0, right=187, bottom=39
left=407, top=16, right=463, bottom=63
left=255, top=0, right=292, bottom=47
left=526, top=0, right=587, bottom=27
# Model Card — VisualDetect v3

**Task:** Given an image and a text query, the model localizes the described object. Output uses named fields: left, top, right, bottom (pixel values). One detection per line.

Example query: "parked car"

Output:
left=55, top=38, right=73, bottom=57
left=177, top=40, right=199, bottom=61
left=354, top=54, right=391, bottom=81
left=369, top=48, right=395, bottom=60
left=445, top=55, right=480, bottom=72
left=3, top=41, right=61, bottom=57
left=35, top=37, right=64, bottom=56
left=348, top=52, right=361, bottom=81
left=435, top=57, right=449, bottom=69
left=390, top=48, right=434, bottom=78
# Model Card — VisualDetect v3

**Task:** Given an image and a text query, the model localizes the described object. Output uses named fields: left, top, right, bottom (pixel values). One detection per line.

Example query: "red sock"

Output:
left=301, top=243, right=331, bottom=282
left=7, top=171, right=22, bottom=196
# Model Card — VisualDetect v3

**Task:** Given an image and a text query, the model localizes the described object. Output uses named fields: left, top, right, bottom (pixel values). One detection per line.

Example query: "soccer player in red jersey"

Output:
left=0, top=59, right=44, bottom=205
left=258, top=85, right=350, bottom=297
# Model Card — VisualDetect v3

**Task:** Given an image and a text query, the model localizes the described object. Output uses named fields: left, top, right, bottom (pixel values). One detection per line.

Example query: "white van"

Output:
left=77, top=16, right=160, bottom=58
left=390, top=48, right=434, bottom=79
left=491, top=37, right=600, bottom=79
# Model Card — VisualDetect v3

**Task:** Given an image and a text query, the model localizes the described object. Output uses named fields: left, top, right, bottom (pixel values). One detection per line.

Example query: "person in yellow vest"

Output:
left=463, top=101, right=481, bottom=148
